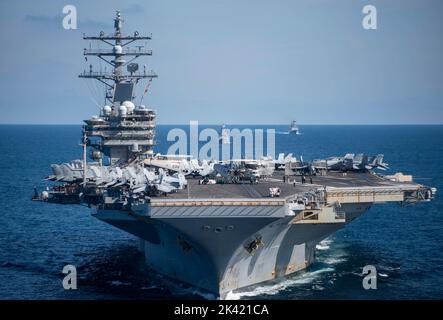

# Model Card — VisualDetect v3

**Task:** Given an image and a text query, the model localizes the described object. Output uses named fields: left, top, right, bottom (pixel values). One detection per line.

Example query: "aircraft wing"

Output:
left=132, top=184, right=147, bottom=194
left=156, top=182, right=175, bottom=193
left=213, top=164, right=230, bottom=178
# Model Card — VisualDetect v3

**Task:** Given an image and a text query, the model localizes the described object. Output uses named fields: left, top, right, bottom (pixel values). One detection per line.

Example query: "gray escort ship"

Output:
left=34, top=12, right=436, bottom=299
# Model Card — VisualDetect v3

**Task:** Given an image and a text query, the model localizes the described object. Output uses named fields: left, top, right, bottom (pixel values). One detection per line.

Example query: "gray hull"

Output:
left=95, top=202, right=370, bottom=298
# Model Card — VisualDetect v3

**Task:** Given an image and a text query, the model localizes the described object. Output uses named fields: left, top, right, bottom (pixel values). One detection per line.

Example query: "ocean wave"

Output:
left=378, top=265, right=401, bottom=272
left=321, top=257, right=347, bottom=265
left=188, top=289, right=217, bottom=300
left=1, top=261, right=24, bottom=269
left=170, top=284, right=217, bottom=300
left=153, top=276, right=217, bottom=300
left=140, top=285, right=158, bottom=290
left=109, top=280, right=131, bottom=286
left=316, top=239, right=333, bottom=251
left=225, top=267, right=335, bottom=300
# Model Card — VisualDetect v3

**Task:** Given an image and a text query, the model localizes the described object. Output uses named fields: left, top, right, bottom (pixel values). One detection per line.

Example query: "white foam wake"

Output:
left=316, top=239, right=333, bottom=251
left=322, top=257, right=347, bottom=265
left=225, top=267, right=335, bottom=300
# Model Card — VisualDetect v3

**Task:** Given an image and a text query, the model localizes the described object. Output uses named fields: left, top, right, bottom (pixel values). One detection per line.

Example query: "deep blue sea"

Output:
left=0, top=124, right=442, bottom=300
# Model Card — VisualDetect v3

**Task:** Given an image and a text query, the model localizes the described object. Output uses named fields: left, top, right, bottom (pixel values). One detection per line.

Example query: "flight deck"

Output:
left=164, top=171, right=420, bottom=200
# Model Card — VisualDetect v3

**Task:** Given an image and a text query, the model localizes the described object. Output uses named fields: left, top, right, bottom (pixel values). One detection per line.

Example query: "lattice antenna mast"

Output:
left=79, top=10, right=157, bottom=104
left=80, top=11, right=158, bottom=165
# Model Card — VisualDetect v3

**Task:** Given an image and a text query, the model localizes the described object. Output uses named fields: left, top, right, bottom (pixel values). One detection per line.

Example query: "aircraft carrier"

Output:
left=34, top=12, right=436, bottom=299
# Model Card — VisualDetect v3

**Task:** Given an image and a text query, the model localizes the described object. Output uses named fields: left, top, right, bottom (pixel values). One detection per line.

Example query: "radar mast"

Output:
left=80, top=11, right=157, bottom=165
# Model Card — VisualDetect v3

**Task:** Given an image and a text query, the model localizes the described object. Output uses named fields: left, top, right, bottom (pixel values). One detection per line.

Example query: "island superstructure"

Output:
left=79, top=10, right=157, bottom=164
left=34, top=12, right=436, bottom=299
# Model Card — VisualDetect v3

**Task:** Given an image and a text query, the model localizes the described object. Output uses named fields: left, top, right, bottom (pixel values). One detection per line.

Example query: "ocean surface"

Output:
left=0, top=124, right=442, bottom=300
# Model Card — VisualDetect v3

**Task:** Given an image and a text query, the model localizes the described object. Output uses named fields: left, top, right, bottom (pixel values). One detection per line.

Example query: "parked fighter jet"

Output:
left=286, top=155, right=317, bottom=175
left=273, top=153, right=294, bottom=170
left=213, top=163, right=258, bottom=184
left=144, top=154, right=215, bottom=177
left=46, top=159, right=185, bottom=197
left=144, top=154, right=191, bottom=173
left=187, top=159, right=216, bottom=177
left=47, top=160, right=89, bottom=182
left=367, top=154, right=389, bottom=171
left=322, top=153, right=355, bottom=171
left=228, top=158, right=275, bottom=178
left=313, top=153, right=389, bottom=172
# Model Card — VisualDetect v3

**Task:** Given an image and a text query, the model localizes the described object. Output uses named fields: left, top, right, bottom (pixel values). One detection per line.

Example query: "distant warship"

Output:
left=219, top=124, right=230, bottom=144
left=289, top=120, right=300, bottom=135
left=34, top=12, right=436, bottom=299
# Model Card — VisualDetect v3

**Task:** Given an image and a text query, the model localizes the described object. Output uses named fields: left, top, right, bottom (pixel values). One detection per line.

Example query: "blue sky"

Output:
left=0, top=0, right=442, bottom=124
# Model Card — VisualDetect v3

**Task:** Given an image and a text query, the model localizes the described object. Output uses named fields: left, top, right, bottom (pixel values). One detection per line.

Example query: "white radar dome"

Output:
left=122, top=101, right=135, bottom=113
left=113, top=45, right=123, bottom=54
left=119, top=105, right=127, bottom=116
left=103, top=105, right=112, bottom=115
